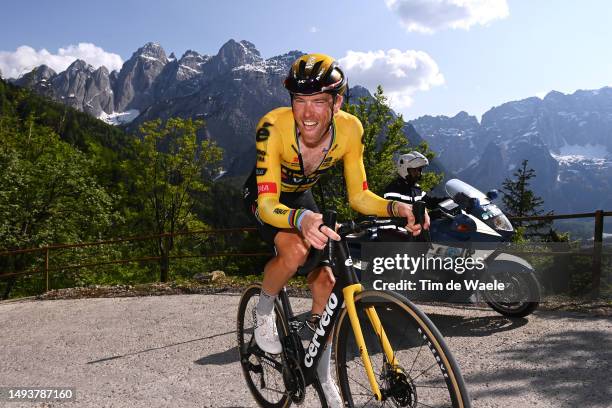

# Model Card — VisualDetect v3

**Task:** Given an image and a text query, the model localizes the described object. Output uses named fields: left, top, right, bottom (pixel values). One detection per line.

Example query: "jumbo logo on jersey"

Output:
left=304, top=293, right=339, bottom=368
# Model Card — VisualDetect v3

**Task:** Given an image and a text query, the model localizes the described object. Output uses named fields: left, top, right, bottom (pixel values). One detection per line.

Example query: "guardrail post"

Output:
left=45, top=247, right=50, bottom=293
left=591, top=210, right=604, bottom=299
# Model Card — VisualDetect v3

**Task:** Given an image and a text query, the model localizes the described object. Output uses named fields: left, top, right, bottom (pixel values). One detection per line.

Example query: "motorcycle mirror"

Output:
left=486, top=189, right=499, bottom=200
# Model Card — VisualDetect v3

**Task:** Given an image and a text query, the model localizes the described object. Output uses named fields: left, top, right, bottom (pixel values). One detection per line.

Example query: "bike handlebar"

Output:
left=295, top=211, right=337, bottom=276
left=295, top=211, right=413, bottom=276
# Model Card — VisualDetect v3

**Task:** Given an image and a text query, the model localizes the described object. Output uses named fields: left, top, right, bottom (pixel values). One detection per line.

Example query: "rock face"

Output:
left=113, top=42, right=168, bottom=111
left=410, top=111, right=480, bottom=174
left=13, top=40, right=612, bottom=213
left=410, top=89, right=612, bottom=212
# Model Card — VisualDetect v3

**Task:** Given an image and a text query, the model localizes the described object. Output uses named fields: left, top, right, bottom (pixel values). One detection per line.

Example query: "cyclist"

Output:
left=243, top=53, right=428, bottom=406
left=384, top=151, right=445, bottom=208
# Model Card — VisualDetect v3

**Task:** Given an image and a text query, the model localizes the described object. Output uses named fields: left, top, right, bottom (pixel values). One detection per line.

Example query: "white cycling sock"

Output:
left=256, top=289, right=276, bottom=315
left=317, top=343, right=333, bottom=383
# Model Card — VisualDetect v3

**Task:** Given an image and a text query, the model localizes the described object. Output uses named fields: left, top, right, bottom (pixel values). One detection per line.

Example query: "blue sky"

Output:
left=1, top=0, right=610, bottom=120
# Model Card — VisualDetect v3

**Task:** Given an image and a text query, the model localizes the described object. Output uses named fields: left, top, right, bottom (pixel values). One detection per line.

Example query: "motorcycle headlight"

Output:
left=491, top=214, right=513, bottom=231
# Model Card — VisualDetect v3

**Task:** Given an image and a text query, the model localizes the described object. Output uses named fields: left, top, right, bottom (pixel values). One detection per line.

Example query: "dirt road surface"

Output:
left=1, top=293, right=610, bottom=407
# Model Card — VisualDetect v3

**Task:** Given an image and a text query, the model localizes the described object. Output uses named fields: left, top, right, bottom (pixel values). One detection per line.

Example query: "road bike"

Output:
left=237, top=211, right=471, bottom=407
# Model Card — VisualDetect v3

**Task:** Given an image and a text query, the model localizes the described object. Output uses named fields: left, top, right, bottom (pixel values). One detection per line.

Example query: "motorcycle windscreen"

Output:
left=445, top=179, right=490, bottom=204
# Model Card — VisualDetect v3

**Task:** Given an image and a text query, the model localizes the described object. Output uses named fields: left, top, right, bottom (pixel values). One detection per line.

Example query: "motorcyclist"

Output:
left=384, top=151, right=444, bottom=209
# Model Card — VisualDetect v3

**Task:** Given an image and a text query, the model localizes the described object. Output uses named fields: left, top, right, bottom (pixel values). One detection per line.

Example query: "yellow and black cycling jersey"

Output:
left=255, top=107, right=397, bottom=228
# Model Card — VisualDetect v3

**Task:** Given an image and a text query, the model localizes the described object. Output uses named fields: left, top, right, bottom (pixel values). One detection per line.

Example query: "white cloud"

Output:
left=339, top=49, right=444, bottom=110
left=0, top=43, right=123, bottom=78
left=385, top=0, right=509, bottom=33
left=309, top=26, right=319, bottom=33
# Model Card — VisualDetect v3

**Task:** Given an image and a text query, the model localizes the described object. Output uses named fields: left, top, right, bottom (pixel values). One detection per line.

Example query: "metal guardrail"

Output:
left=0, top=227, right=271, bottom=297
left=509, top=210, right=611, bottom=297
left=1, top=210, right=610, bottom=299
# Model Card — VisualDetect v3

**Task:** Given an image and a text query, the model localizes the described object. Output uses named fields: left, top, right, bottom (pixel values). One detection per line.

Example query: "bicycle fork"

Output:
left=343, top=283, right=397, bottom=402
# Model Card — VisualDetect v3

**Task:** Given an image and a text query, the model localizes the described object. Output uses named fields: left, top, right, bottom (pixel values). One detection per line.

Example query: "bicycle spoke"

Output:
left=407, top=340, right=427, bottom=376
left=347, top=372, right=376, bottom=395
left=348, top=350, right=383, bottom=378
left=414, top=384, right=450, bottom=389
left=336, top=292, right=468, bottom=408
left=411, top=361, right=439, bottom=382
left=416, top=401, right=442, bottom=408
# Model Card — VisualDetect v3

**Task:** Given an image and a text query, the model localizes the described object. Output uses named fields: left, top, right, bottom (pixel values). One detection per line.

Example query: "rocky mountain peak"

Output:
left=179, top=50, right=208, bottom=63
left=67, top=59, right=92, bottom=72
left=135, top=42, right=167, bottom=61
left=114, top=43, right=169, bottom=111
left=264, top=50, right=304, bottom=75
left=34, top=65, right=56, bottom=79
left=215, top=39, right=262, bottom=69
left=94, top=65, right=109, bottom=76
left=543, top=90, right=564, bottom=101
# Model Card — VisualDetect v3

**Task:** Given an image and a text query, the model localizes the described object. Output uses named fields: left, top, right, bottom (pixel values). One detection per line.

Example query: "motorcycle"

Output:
left=350, top=178, right=541, bottom=318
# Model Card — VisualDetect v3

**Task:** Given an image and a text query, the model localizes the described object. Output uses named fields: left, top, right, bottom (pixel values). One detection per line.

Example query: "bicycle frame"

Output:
left=277, top=238, right=396, bottom=402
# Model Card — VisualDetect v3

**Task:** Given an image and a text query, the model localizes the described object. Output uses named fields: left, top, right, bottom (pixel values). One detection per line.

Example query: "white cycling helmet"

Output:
left=396, top=151, right=429, bottom=179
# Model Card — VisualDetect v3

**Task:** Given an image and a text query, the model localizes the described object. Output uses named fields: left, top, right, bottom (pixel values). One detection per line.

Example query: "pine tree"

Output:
left=501, top=159, right=552, bottom=239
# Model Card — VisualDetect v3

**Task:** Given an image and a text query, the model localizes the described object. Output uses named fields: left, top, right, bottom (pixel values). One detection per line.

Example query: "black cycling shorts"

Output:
left=243, top=169, right=319, bottom=249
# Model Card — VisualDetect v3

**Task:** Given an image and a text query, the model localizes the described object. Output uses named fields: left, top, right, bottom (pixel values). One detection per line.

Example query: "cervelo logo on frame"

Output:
left=304, top=293, right=339, bottom=368
left=257, top=183, right=277, bottom=194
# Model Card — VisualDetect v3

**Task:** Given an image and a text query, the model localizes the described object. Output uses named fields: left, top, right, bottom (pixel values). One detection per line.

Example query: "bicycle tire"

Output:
left=335, top=290, right=471, bottom=408
left=237, top=284, right=290, bottom=408
left=237, top=283, right=328, bottom=407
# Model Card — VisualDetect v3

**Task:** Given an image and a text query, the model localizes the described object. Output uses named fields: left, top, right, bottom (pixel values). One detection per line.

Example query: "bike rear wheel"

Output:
left=335, top=290, right=471, bottom=408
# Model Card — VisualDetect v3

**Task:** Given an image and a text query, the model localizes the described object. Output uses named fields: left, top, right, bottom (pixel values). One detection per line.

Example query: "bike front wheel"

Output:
left=335, top=290, right=471, bottom=408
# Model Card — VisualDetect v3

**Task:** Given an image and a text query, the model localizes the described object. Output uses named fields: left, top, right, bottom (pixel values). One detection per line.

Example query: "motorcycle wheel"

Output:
left=482, top=270, right=540, bottom=318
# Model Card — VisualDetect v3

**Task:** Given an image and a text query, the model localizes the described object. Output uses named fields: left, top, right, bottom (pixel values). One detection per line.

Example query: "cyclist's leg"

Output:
left=261, top=231, right=309, bottom=295
left=308, top=266, right=343, bottom=408
left=256, top=231, right=308, bottom=354
left=307, top=266, right=336, bottom=316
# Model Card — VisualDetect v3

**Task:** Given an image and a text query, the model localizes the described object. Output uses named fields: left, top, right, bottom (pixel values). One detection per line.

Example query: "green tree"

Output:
left=315, top=86, right=442, bottom=219
left=127, top=118, right=223, bottom=282
left=0, top=114, right=118, bottom=298
left=501, top=159, right=552, bottom=240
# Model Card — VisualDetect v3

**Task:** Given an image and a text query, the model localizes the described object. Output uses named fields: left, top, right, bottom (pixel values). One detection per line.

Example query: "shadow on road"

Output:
left=467, top=328, right=612, bottom=407
left=195, top=346, right=240, bottom=366
left=427, top=313, right=529, bottom=338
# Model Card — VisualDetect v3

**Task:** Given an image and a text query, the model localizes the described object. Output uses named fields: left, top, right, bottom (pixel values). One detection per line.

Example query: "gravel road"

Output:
left=0, top=293, right=610, bottom=407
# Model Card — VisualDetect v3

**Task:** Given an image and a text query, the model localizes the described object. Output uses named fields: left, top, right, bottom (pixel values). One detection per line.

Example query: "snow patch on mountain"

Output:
left=232, top=63, right=267, bottom=73
left=551, top=143, right=610, bottom=164
left=98, top=109, right=140, bottom=125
